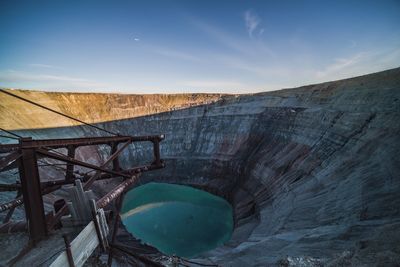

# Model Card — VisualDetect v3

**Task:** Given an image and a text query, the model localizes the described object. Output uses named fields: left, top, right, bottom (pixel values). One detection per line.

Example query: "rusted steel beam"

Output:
left=63, top=234, right=76, bottom=267
left=0, top=220, right=28, bottom=233
left=0, top=144, right=19, bottom=153
left=18, top=142, right=48, bottom=242
left=0, top=183, right=21, bottom=192
left=4, top=136, right=130, bottom=150
left=0, top=196, right=23, bottom=212
left=107, top=194, right=124, bottom=266
left=97, top=174, right=140, bottom=209
left=84, top=141, right=132, bottom=190
left=38, top=162, right=164, bottom=189
left=49, top=141, right=133, bottom=229
left=1, top=135, right=164, bottom=150
left=152, top=140, right=161, bottom=166
left=0, top=151, right=21, bottom=172
left=0, top=185, right=60, bottom=212
left=37, top=148, right=131, bottom=179
left=1, top=152, right=48, bottom=172
left=0, top=159, right=19, bottom=172
left=65, top=145, right=76, bottom=181
left=89, top=162, right=165, bottom=181
left=3, top=190, right=22, bottom=223
left=110, top=142, right=120, bottom=171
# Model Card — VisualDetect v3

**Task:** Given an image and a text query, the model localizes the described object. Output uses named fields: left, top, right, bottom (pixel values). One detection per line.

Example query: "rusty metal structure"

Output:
left=0, top=89, right=222, bottom=267
left=0, top=89, right=170, bottom=266
left=0, top=134, right=165, bottom=243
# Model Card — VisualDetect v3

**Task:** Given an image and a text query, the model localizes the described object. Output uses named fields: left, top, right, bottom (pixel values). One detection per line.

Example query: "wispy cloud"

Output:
left=29, top=63, right=60, bottom=69
left=244, top=9, right=262, bottom=38
left=191, top=19, right=250, bottom=55
left=0, top=70, right=109, bottom=90
left=315, top=46, right=400, bottom=81
left=316, top=53, right=366, bottom=79
left=190, top=18, right=274, bottom=57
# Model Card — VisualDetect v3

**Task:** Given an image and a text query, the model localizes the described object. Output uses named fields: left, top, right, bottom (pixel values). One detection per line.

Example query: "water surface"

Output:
left=121, top=182, right=233, bottom=257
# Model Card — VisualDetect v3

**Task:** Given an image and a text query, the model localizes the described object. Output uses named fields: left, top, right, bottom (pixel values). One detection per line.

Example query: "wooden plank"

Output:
left=62, top=180, right=95, bottom=227
left=98, top=209, right=109, bottom=247
left=50, top=212, right=108, bottom=267
left=50, top=220, right=98, bottom=267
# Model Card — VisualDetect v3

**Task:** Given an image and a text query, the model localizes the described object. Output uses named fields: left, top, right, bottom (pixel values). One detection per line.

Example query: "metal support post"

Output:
left=107, top=193, right=124, bottom=267
left=152, top=140, right=161, bottom=166
left=63, top=234, right=75, bottom=267
left=66, top=145, right=76, bottom=181
left=18, top=138, right=47, bottom=243
left=110, top=142, right=120, bottom=171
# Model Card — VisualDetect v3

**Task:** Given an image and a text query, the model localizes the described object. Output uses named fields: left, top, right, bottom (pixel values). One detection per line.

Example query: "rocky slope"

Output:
left=1, top=68, right=400, bottom=266
left=0, top=89, right=225, bottom=130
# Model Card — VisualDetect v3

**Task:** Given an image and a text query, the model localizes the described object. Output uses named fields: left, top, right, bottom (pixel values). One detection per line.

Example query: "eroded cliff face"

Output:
left=0, top=90, right=225, bottom=130
left=2, top=68, right=400, bottom=266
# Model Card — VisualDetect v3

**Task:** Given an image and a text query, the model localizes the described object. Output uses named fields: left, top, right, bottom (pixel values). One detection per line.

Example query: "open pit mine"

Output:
left=0, top=68, right=399, bottom=266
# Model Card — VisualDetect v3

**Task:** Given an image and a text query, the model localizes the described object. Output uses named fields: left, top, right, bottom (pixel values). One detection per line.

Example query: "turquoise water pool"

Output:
left=120, top=182, right=233, bottom=258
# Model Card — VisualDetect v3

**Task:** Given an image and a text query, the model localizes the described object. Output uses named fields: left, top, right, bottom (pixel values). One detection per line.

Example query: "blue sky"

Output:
left=0, top=0, right=399, bottom=93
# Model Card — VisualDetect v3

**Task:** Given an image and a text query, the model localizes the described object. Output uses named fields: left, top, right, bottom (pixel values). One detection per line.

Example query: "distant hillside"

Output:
left=0, top=90, right=226, bottom=130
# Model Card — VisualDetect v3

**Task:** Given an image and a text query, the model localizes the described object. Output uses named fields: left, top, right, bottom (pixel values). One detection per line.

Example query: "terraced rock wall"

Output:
left=2, top=68, right=400, bottom=266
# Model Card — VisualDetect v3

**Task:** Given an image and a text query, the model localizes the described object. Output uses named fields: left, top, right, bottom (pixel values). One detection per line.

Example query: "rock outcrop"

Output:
left=1, top=68, right=400, bottom=266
